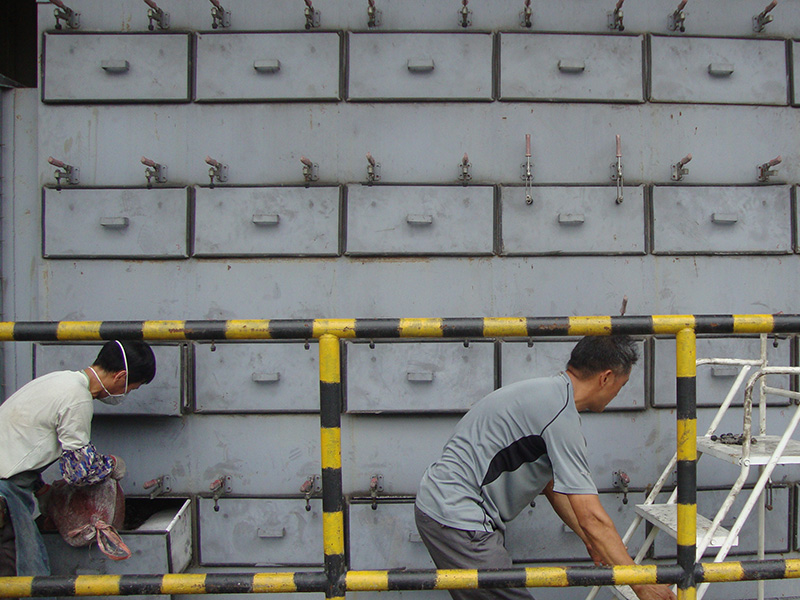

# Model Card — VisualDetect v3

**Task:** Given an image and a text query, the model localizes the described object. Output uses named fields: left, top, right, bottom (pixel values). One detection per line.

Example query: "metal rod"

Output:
left=4, top=559, right=800, bottom=597
left=0, top=315, right=797, bottom=342
left=675, top=328, right=697, bottom=600
left=319, top=335, right=345, bottom=600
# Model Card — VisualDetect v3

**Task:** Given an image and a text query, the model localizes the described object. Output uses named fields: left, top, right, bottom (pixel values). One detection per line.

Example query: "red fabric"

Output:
left=44, top=478, right=130, bottom=560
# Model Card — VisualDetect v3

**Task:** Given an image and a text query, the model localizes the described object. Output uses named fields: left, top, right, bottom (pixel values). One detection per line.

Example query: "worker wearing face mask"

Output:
left=0, top=340, right=156, bottom=579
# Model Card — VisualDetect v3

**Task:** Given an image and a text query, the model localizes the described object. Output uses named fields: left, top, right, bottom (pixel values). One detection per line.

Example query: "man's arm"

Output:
left=542, top=480, right=602, bottom=564
left=565, top=493, right=677, bottom=600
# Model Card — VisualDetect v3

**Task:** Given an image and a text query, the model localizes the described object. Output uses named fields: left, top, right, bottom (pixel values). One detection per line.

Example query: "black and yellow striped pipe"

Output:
left=3, top=559, right=800, bottom=597
left=0, top=572, right=327, bottom=597
left=319, top=335, right=346, bottom=600
left=675, top=328, right=698, bottom=600
left=0, top=314, right=795, bottom=342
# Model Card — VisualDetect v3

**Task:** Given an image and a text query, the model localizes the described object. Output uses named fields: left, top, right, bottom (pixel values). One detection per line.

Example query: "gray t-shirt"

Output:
left=416, top=373, right=597, bottom=532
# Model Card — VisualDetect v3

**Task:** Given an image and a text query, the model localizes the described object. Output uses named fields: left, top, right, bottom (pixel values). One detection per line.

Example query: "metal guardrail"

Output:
left=1, top=314, right=800, bottom=599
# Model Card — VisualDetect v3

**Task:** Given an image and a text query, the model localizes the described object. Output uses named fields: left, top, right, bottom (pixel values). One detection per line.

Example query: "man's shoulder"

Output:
left=11, top=370, right=89, bottom=401
left=497, top=374, right=568, bottom=398
left=471, top=374, right=568, bottom=420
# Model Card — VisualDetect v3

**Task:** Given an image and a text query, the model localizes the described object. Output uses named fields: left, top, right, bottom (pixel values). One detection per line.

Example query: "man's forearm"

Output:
left=543, top=486, right=592, bottom=547
left=566, top=493, right=677, bottom=600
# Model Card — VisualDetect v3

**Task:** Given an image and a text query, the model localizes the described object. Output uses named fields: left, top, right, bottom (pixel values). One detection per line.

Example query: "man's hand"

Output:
left=585, top=542, right=604, bottom=566
left=110, top=455, right=127, bottom=480
left=631, top=583, right=677, bottom=600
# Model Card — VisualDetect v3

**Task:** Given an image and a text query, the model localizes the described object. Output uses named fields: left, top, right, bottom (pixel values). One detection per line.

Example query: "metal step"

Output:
left=611, top=584, right=639, bottom=600
left=633, top=504, right=738, bottom=547
left=697, top=435, right=800, bottom=465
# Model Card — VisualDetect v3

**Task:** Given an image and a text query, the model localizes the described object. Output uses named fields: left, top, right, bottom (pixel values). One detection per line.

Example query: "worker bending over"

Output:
left=0, top=340, right=156, bottom=577
left=415, top=336, right=676, bottom=600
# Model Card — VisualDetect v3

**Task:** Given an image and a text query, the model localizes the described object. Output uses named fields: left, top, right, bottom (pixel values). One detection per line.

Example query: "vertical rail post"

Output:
left=676, top=328, right=697, bottom=600
left=319, top=334, right=346, bottom=600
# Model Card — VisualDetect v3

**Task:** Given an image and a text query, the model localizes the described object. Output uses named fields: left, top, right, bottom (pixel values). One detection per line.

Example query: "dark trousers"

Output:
left=414, top=505, right=535, bottom=600
left=0, top=497, right=14, bottom=577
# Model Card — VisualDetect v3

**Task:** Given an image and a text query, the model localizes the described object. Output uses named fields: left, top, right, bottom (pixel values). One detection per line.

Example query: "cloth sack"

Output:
left=44, top=478, right=130, bottom=560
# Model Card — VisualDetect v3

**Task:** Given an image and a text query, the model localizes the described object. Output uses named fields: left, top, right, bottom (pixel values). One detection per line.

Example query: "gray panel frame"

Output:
left=347, top=32, right=494, bottom=101
left=344, top=339, right=496, bottom=413
left=193, top=186, right=342, bottom=257
left=197, top=497, right=324, bottom=567
left=193, top=341, right=321, bottom=413
left=42, top=187, right=191, bottom=259
left=499, top=185, right=646, bottom=256
left=195, top=32, right=342, bottom=102
left=345, top=185, right=495, bottom=256
left=651, top=185, right=792, bottom=255
left=649, top=34, right=788, bottom=106
left=499, top=32, right=645, bottom=103
left=41, top=32, right=192, bottom=104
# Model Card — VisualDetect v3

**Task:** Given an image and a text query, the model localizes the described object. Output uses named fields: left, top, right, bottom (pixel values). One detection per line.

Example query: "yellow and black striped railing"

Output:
left=1, top=314, right=798, bottom=599
left=2, top=559, right=800, bottom=597
left=0, top=314, right=796, bottom=341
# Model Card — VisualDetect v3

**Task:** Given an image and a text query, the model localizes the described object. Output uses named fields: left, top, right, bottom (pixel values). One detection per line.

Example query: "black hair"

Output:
left=567, top=335, right=638, bottom=377
left=92, top=341, right=157, bottom=385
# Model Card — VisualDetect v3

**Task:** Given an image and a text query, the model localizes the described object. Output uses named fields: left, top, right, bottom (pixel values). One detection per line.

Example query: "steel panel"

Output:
left=42, top=33, right=191, bottom=103
left=652, top=486, right=791, bottom=557
left=500, top=339, right=647, bottom=411
left=43, top=187, right=189, bottom=259
left=193, top=186, right=340, bottom=257
left=195, top=32, right=341, bottom=102
left=89, top=414, right=321, bottom=496
left=44, top=498, right=191, bottom=575
left=194, top=341, right=320, bottom=413
left=651, top=185, right=792, bottom=254
left=652, top=336, right=792, bottom=408
left=505, top=491, right=641, bottom=562
left=342, top=415, right=460, bottom=495
left=36, top=103, right=800, bottom=186
left=650, top=35, right=788, bottom=105
left=198, top=498, right=323, bottom=566
left=34, top=343, right=184, bottom=417
left=347, top=32, right=493, bottom=101
left=499, top=33, right=644, bottom=102
left=349, top=501, right=435, bottom=570
left=345, top=340, right=495, bottom=413
left=500, top=186, right=646, bottom=255
left=346, top=185, right=494, bottom=255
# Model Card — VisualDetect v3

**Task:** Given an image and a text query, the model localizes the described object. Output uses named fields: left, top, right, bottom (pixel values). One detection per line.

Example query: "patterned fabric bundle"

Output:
left=43, top=478, right=130, bottom=560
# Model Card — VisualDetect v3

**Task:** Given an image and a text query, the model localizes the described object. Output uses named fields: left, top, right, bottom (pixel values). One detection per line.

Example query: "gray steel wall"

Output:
left=7, top=1, right=800, bottom=599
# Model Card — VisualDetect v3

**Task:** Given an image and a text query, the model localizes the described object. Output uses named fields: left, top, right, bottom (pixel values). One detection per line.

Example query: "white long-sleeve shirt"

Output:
left=0, top=370, right=94, bottom=479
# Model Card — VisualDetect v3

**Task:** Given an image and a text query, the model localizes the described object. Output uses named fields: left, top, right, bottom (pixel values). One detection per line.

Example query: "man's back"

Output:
left=416, top=373, right=596, bottom=532
left=0, top=370, right=92, bottom=479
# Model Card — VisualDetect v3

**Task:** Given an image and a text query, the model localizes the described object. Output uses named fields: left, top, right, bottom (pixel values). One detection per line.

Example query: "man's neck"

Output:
left=565, top=368, right=592, bottom=412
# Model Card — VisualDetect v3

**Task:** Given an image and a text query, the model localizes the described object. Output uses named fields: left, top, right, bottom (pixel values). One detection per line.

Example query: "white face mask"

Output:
left=91, top=340, right=129, bottom=406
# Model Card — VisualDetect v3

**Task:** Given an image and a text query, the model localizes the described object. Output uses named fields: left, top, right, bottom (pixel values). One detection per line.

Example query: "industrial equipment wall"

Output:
left=8, top=1, right=800, bottom=599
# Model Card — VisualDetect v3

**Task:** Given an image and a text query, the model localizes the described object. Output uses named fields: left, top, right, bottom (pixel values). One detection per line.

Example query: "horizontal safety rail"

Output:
left=1, top=313, right=799, bottom=600
left=0, top=314, right=797, bottom=340
left=1, top=559, right=799, bottom=597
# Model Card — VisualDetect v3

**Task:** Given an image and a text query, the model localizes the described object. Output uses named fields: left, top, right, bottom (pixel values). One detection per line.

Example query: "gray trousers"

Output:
left=414, top=505, right=535, bottom=600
